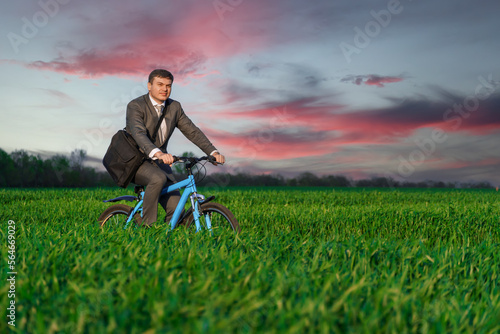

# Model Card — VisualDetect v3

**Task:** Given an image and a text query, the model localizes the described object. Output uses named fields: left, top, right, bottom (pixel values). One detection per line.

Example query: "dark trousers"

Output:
left=133, top=160, right=180, bottom=225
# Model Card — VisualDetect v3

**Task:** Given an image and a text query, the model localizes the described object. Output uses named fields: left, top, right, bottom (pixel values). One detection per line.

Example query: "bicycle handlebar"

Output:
left=172, top=155, right=221, bottom=165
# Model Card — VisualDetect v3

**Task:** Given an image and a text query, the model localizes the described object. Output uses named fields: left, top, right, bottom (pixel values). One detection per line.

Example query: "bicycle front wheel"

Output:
left=98, top=204, right=138, bottom=230
left=185, top=202, right=240, bottom=234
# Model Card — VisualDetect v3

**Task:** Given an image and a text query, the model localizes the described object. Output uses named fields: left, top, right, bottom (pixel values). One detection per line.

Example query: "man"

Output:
left=126, top=69, right=225, bottom=227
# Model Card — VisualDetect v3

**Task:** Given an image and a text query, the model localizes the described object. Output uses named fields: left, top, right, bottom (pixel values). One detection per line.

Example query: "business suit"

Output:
left=126, top=94, right=217, bottom=225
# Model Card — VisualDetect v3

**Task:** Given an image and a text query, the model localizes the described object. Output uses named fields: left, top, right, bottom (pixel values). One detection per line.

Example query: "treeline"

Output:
left=0, top=149, right=115, bottom=187
left=199, top=173, right=494, bottom=189
left=0, top=148, right=494, bottom=189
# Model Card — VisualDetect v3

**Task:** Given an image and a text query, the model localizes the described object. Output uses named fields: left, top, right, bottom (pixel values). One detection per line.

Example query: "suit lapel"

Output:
left=162, top=99, right=174, bottom=143
left=143, top=94, right=159, bottom=124
left=141, top=94, right=159, bottom=146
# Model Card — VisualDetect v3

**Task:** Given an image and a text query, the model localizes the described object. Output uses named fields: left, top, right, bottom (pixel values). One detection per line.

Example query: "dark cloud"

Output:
left=245, top=61, right=329, bottom=87
left=394, top=158, right=500, bottom=185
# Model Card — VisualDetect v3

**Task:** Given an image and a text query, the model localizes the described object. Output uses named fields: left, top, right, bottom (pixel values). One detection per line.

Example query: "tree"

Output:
left=0, top=149, right=16, bottom=187
left=10, top=150, right=41, bottom=187
left=296, top=172, right=321, bottom=186
left=70, top=149, right=87, bottom=171
left=321, top=175, right=352, bottom=187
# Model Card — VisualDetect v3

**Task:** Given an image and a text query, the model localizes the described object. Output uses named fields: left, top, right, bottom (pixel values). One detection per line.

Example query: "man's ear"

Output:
left=147, top=81, right=152, bottom=92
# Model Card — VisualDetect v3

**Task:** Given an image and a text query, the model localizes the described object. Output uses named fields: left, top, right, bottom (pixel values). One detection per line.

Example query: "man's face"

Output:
left=148, top=77, right=172, bottom=104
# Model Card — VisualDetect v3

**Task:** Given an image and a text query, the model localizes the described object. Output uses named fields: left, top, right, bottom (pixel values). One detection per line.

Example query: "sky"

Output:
left=1, top=0, right=500, bottom=185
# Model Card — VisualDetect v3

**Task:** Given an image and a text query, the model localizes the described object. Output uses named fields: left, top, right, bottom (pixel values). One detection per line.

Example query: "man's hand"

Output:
left=154, top=152, right=174, bottom=165
left=211, top=152, right=225, bottom=165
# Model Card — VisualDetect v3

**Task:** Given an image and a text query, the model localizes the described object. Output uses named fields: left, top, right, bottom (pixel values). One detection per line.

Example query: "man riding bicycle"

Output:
left=126, top=69, right=225, bottom=227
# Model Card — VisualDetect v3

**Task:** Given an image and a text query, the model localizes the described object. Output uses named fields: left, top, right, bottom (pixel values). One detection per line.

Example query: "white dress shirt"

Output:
left=148, top=94, right=166, bottom=159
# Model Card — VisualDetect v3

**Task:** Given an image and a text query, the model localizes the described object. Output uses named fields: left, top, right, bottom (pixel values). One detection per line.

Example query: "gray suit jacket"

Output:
left=125, top=94, right=217, bottom=158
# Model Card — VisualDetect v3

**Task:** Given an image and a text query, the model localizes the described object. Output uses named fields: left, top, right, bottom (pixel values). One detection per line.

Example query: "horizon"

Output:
left=1, top=0, right=500, bottom=185
left=1, top=146, right=497, bottom=187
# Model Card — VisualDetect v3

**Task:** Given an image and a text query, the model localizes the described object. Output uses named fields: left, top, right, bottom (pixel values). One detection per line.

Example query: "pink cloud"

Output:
left=205, top=126, right=340, bottom=160
left=22, top=45, right=207, bottom=79
left=6, top=1, right=271, bottom=79
left=212, top=98, right=421, bottom=144
left=204, top=92, right=500, bottom=162
left=341, top=74, right=404, bottom=87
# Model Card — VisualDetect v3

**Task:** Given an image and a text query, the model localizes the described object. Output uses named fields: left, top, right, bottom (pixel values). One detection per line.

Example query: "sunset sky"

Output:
left=1, top=0, right=500, bottom=184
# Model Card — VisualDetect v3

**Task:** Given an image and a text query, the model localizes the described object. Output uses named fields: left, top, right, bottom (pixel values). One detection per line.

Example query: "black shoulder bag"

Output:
left=103, top=102, right=169, bottom=188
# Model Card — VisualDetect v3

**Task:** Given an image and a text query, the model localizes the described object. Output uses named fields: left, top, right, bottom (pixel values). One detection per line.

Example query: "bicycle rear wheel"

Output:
left=98, top=204, right=139, bottom=230
left=185, top=202, right=240, bottom=234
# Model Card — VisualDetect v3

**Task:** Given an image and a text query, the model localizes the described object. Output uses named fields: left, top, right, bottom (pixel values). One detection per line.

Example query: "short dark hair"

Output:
left=148, top=69, right=174, bottom=83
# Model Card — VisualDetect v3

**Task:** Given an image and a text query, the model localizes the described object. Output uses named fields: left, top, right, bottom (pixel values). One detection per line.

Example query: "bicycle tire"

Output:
left=185, top=202, right=240, bottom=234
left=98, top=204, right=138, bottom=229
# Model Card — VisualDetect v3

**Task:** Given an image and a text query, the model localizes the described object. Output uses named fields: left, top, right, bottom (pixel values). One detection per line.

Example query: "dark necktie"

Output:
left=154, top=104, right=166, bottom=145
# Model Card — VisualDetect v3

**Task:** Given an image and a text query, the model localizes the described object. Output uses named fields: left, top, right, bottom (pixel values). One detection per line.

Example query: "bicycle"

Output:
left=97, top=155, right=240, bottom=234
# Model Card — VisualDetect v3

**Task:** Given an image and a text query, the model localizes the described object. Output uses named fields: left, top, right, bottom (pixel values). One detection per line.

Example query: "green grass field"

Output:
left=1, top=187, right=499, bottom=333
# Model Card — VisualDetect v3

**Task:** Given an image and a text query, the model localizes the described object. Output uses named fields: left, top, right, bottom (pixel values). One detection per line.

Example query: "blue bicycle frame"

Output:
left=122, top=174, right=212, bottom=232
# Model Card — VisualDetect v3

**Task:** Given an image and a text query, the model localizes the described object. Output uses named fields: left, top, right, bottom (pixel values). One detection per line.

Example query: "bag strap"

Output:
left=151, top=99, right=171, bottom=142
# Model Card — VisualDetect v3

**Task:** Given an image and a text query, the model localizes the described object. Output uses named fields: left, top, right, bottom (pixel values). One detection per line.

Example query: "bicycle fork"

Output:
left=190, top=193, right=213, bottom=233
